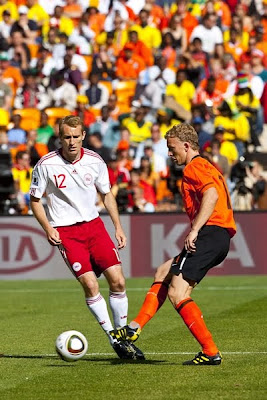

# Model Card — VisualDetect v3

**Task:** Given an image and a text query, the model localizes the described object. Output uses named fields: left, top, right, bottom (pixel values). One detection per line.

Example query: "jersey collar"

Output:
left=59, top=147, right=84, bottom=164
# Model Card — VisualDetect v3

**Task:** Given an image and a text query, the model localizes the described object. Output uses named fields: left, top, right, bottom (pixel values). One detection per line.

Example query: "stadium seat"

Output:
left=13, top=108, right=40, bottom=130
left=99, top=80, right=113, bottom=95
left=28, top=43, right=40, bottom=59
left=44, top=108, right=72, bottom=126
left=115, top=80, right=136, bottom=107
left=89, top=108, right=101, bottom=117
left=83, top=55, right=93, bottom=75
left=0, top=108, right=9, bottom=127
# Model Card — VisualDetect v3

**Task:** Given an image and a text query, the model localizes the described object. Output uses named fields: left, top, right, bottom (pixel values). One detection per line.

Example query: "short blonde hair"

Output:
left=59, top=116, right=83, bottom=136
left=165, top=123, right=199, bottom=151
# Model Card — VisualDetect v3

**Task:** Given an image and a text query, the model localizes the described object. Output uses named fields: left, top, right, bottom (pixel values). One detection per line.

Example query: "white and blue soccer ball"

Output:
left=55, top=330, right=88, bottom=362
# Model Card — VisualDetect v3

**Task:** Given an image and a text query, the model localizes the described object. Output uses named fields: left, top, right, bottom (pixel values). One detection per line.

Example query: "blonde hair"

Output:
left=165, top=123, right=199, bottom=151
left=59, top=116, right=83, bottom=136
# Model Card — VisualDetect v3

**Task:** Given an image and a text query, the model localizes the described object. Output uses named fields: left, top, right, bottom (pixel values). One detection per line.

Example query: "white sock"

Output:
left=109, top=291, right=128, bottom=328
left=86, top=293, right=114, bottom=344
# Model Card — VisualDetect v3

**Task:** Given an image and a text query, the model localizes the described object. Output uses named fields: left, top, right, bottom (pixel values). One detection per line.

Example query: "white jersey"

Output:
left=30, top=148, right=111, bottom=227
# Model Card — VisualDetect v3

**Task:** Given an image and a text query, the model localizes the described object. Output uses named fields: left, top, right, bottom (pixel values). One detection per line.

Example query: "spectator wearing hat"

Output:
left=0, top=0, right=18, bottom=22
left=0, top=9, right=12, bottom=40
left=72, top=95, right=96, bottom=128
left=90, top=105, right=120, bottom=149
left=116, top=139, right=133, bottom=172
left=0, top=51, right=24, bottom=98
left=14, top=69, right=49, bottom=110
left=115, top=43, right=146, bottom=80
left=47, top=71, right=77, bottom=110
left=250, top=49, right=267, bottom=83
left=11, top=5, right=39, bottom=45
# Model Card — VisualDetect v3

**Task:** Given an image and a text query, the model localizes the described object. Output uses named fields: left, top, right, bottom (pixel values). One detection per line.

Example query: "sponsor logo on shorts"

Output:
left=72, top=262, right=82, bottom=272
left=84, top=173, right=93, bottom=186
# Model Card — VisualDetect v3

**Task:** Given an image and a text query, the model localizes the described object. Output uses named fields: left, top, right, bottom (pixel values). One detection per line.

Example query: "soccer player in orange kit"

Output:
left=112, top=123, right=236, bottom=365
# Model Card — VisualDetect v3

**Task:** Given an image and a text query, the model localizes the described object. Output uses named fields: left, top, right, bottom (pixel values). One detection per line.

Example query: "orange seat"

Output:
left=83, top=55, right=93, bottom=75
left=99, top=80, right=113, bottom=95
left=45, top=108, right=72, bottom=126
left=13, top=108, right=40, bottom=130
left=115, top=80, right=136, bottom=106
left=28, top=43, right=40, bottom=59
left=89, top=107, right=101, bottom=117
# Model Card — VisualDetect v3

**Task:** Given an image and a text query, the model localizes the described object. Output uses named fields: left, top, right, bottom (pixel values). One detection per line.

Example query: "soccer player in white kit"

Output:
left=29, top=115, right=144, bottom=360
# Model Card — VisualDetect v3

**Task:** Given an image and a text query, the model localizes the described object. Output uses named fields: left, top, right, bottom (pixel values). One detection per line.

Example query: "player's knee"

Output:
left=80, top=277, right=99, bottom=297
left=168, top=286, right=187, bottom=307
left=109, top=276, right=126, bottom=292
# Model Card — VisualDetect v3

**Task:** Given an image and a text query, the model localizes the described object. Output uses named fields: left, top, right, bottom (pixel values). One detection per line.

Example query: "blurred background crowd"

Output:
left=0, top=0, right=267, bottom=215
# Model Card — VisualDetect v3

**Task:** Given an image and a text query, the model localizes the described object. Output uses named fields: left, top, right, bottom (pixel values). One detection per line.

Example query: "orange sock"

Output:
left=133, top=282, right=169, bottom=329
left=176, top=298, right=219, bottom=356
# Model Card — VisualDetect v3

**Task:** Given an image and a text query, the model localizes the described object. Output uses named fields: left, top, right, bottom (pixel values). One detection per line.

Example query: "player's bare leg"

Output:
left=168, top=273, right=222, bottom=365
left=111, top=259, right=173, bottom=342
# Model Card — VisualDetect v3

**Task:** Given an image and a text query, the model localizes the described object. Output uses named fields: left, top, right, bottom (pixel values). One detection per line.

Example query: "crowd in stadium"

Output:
left=0, top=0, right=267, bottom=215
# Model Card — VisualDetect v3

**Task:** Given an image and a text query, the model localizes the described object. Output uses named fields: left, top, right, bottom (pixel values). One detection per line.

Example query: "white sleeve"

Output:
left=95, top=162, right=111, bottom=194
left=30, top=165, right=48, bottom=199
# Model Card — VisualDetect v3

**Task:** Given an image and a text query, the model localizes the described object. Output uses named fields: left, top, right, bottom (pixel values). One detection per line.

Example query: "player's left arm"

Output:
left=185, top=187, right=218, bottom=252
left=100, top=191, right=127, bottom=249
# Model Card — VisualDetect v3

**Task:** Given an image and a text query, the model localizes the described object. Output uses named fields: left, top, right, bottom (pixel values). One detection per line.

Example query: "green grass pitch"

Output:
left=0, top=275, right=266, bottom=400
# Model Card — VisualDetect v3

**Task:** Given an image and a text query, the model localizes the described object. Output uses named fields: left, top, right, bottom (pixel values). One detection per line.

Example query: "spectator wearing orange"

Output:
left=141, top=0, right=164, bottom=29
left=0, top=51, right=23, bottom=99
left=84, top=6, right=105, bottom=36
left=107, top=93, right=130, bottom=120
left=193, top=75, right=224, bottom=110
left=224, top=27, right=245, bottom=64
left=169, top=0, right=198, bottom=42
left=116, top=140, right=133, bottom=172
left=72, top=95, right=96, bottom=129
left=63, top=0, right=82, bottom=26
left=198, top=58, right=229, bottom=96
left=126, top=30, right=153, bottom=67
left=116, top=43, right=145, bottom=81
left=160, top=32, right=177, bottom=68
left=130, top=9, right=162, bottom=52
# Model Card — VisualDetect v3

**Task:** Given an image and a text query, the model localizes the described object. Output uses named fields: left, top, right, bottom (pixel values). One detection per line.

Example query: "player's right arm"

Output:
left=30, top=196, right=62, bottom=246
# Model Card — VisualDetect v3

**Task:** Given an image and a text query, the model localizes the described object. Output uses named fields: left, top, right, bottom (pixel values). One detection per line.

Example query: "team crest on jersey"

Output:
left=84, top=173, right=93, bottom=186
left=72, top=262, right=82, bottom=272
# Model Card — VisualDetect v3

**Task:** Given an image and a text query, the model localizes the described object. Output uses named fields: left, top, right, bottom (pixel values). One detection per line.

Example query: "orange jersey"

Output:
left=182, top=156, right=236, bottom=237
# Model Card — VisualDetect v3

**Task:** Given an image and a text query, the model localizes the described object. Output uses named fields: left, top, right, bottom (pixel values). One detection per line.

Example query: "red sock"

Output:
left=133, top=282, right=168, bottom=329
left=176, top=298, right=219, bottom=356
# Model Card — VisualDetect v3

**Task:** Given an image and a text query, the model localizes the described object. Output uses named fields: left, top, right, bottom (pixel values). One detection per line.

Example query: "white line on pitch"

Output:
left=1, top=286, right=267, bottom=294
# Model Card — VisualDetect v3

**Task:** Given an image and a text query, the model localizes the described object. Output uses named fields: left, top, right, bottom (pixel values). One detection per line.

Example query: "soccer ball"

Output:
left=55, top=330, right=88, bottom=362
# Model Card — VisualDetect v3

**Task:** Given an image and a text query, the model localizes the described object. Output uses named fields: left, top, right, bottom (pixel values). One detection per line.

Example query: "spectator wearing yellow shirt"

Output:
left=46, top=5, right=74, bottom=39
left=120, top=106, right=152, bottom=145
left=165, top=69, right=195, bottom=119
left=96, top=14, right=128, bottom=51
left=214, top=100, right=250, bottom=157
left=0, top=0, right=18, bottom=22
left=130, top=9, right=161, bottom=53
left=26, top=0, right=49, bottom=34
left=156, top=108, right=181, bottom=138
left=11, top=150, right=33, bottom=214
